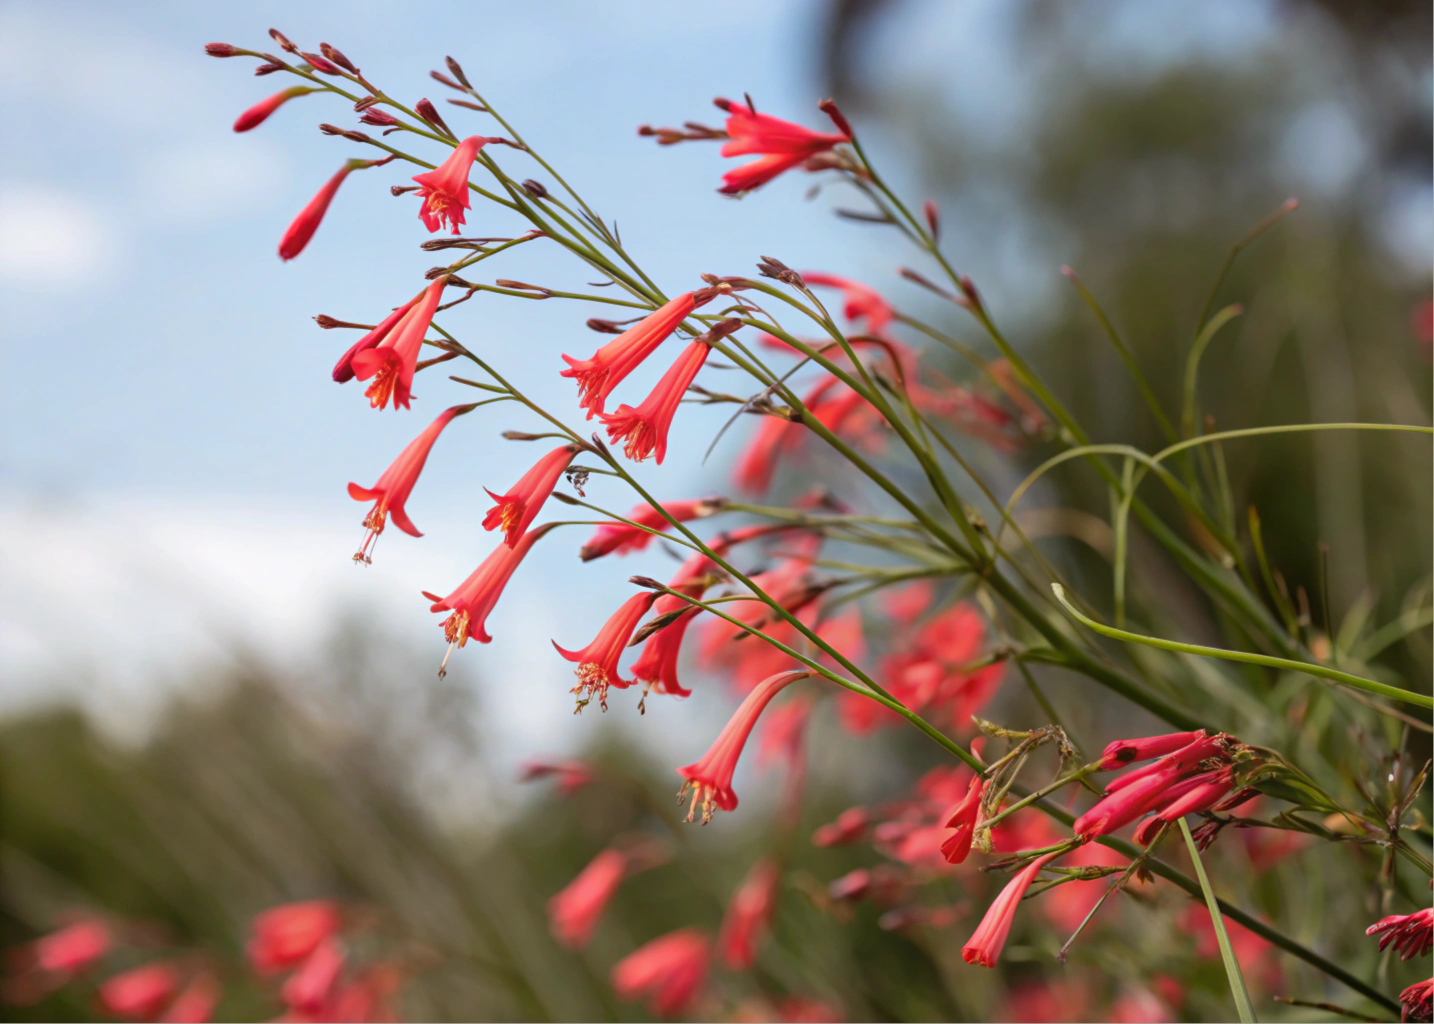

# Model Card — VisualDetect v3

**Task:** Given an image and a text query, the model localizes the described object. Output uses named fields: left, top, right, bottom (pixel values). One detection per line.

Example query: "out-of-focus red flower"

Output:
left=483, top=444, right=579, bottom=548
left=677, top=670, right=808, bottom=822
left=348, top=277, right=447, bottom=411
left=800, top=273, right=895, bottom=335
left=554, top=592, right=657, bottom=711
left=281, top=937, right=345, bottom=1014
left=1041, top=839, right=1126, bottom=934
left=611, top=928, right=710, bottom=1017
left=411, top=135, right=489, bottom=234
left=234, top=86, right=313, bottom=132
left=1401, top=978, right=1432, bottom=1023
left=716, top=98, right=848, bottom=195
left=579, top=498, right=724, bottom=561
left=1368, top=907, right=1433, bottom=961
left=349, top=403, right=471, bottom=562
left=100, top=963, right=181, bottom=1020
left=601, top=339, right=712, bottom=463
left=1107, top=986, right=1174, bottom=1023
left=422, top=526, right=550, bottom=674
left=962, top=852, right=1060, bottom=968
left=548, top=849, right=629, bottom=949
left=517, top=758, right=592, bottom=796
left=719, top=859, right=781, bottom=969
left=812, top=808, right=869, bottom=848
left=249, top=902, right=341, bottom=974
left=1182, top=904, right=1281, bottom=991
left=33, top=919, right=110, bottom=976
left=562, top=293, right=703, bottom=418
left=757, top=694, right=812, bottom=770
left=159, top=972, right=221, bottom=1024
left=999, top=979, right=1090, bottom=1024
left=1413, top=300, right=1434, bottom=345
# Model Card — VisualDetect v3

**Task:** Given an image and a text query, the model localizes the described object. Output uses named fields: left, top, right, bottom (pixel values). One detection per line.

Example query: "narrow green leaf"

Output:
left=1179, top=817, right=1257, bottom=1023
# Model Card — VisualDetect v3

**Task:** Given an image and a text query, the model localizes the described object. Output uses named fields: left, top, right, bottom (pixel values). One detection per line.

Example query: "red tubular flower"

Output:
left=940, top=774, right=985, bottom=864
left=281, top=938, right=345, bottom=1014
left=961, top=852, right=1061, bottom=968
left=1098, top=729, right=1205, bottom=770
left=554, top=592, right=657, bottom=711
left=158, top=972, right=220, bottom=1024
left=517, top=758, right=592, bottom=795
left=611, top=928, right=711, bottom=1017
left=718, top=859, right=781, bottom=970
left=813, top=807, right=870, bottom=848
left=332, top=296, right=419, bottom=383
left=411, top=135, right=489, bottom=234
left=579, top=497, right=724, bottom=560
left=601, top=339, right=711, bottom=463
left=548, top=849, right=629, bottom=949
left=483, top=444, right=579, bottom=547
left=732, top=413, right=796, bottom=494
left=677, top=670, right=808, bottom=822
left=1401, top=978, right=1432, bottom=1022
left=279, top=161, right=366, bottom=261
left=630, top=600, right=700, bottom=698
left=423, top=525, right=551, bottom=676
left=33, top=920, right=110, bottom=976
left=349, top=277, right=447, bottom=410
left=348, top=403, right=471, bottom=563
left=1102, top=733, right=1226, bottom=795
left=716, top=98, right=849, bottom=195
left=1132, top=769, right=1236, bottom=846
left=248, top=901, right=341, bottom=974
left=100, top=963, right=181, bottom=1020
left=561, top=292, right=701, bottom=418
left=801, top=272, right=895, bottom=334
left=233, top=86, right=313, bottom=132
left=1075, top=769, right=1189, bottom=840
left=1367, top=908, right=1433, bottom=961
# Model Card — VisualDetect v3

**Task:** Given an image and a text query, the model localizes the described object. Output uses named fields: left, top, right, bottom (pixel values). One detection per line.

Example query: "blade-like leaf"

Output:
left=1179, top=817, right=1257, bottom=1023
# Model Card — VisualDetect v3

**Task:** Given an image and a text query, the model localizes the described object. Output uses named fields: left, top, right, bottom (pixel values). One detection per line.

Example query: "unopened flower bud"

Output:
left=586, top=318, right=625, bottom=334
left=502, top=431, right=546, bottom=441
left=415, top=98, right=454, bottom=138
left=712, top=97, right=734, bottom=112
left=319, top=123, right=372, bottom=144
left=205, top=42, right=238, bottom=57
left=521, top=179, right=549, bottom=199
left=301, top=52, right=342, bottom=75
left=319, top=42, right=357, bottom=73
left=757, top=256, right=804, bottom=288
left=817, top=97, right=854, bottom=140
left=495, top=279, right=553, bottom=297
left=391, top=185, right=419, bottom=196
left=254, top=62, right=283, bottom=76
left=923, top=199, right=940, bottom=241
left=353, top=95, right=378, bottom=111
left=444, top=56, right=471, bottom=88
left=268, top=29, right=298, bottom=53
left=430, top=69, right=463, bottom=90
left=360, top=108, right=398, bottom=127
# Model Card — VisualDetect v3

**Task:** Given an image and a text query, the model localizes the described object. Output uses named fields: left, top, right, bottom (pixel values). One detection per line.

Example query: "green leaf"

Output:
left=1179, top=817, right=1258, bottom=1023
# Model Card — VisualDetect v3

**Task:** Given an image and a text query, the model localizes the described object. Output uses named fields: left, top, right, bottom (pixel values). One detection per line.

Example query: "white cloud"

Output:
left=0, top=184, right=118, bottom=290
left=140, top=137, right=289, bottom=223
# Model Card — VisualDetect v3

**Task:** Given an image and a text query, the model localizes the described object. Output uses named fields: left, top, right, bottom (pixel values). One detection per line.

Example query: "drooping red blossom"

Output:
left=554, top=592, right=657, bottom=711
left=548, top=849, right=629, bottom=949
left=348, top=403, right=472, bottom=562
left=601, top=339, right=712, bottom=463
left=630, top=551, right=720, bottom=698
left=349, top=276, right=447, bottom=410
left=800, top=272, right=895, bottom=334
left=757, top=694, right=813, bottom=770
left=611, top=928, right=711, bottom=1017
left=939, top=773, right=984, bottom=865
left=279, top=158, right=391, bottom=260
left=1132, top=768, right=1236, bottom=846
left=411, top=135, right=490, bottom=234
left=561, top=292, right=704, bottom=418
left=423, top=525, right=552, bottom=675
left=248, top=901, right=341, bottom=974
left=1402, top=978, right=1432, bottom=1023
left=99, top=963, right=181, bottom=1020
left=319, top=966, right=403, bottom=1024
left=483, top=444, right=579, bottom=547
left=281, top=937, right=345, bottom=1014
left=961, top=851, right=1061, bottom=968
left=157, top=972, right=220, bottom=1024
left=517, top=758, right=593, bottom=795
left=579, top=497, right=724, bottom=560
left=716, top=97, right=849, bottom=195
left=33, top=920, right=110, bottom=976
left=732, top=411, right=797, bottom=495
left=1101, top=733, right=1225, bottom=796
left=331, top=295, right=420, bottom=383
left=677, top=670, right=808, bottom=822
left=234, top=86, right=313, bottom=131
left=1367, top=908, right=1433, bottom=961
left=1097, top=729, right=1205, bottom=770
left=718, top=859, right=781, bottom=970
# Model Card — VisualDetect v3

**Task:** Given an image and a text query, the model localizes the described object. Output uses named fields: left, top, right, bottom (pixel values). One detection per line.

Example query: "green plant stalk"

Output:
left=1179, top=817, right=1258, bottom=1023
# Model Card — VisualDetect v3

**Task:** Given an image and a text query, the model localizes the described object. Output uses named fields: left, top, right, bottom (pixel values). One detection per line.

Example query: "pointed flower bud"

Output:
left=205, top=42, right=238, bottom=57
left=961, top=851, right=1061, bottom=967
left=234, top=86, right=314, bottom=132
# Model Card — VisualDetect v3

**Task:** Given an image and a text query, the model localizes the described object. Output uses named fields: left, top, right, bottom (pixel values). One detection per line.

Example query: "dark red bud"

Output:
left=713, top=96, right=734, bottom=112
left=359, top=108, right=398, bottom=127
left=444, top=56, right=471, bottom=87
left=818, top=97, right=854, bottom=139
left=204, top=42, right=237, bottom=57
left=268, top=28, right=298, bottom=53
left=391, top=185, right=419, bottom=196
left=923, top=199, right=940, bottom=241
left=414, top=98, right=454, bottom=138
left=254, top=62, right=283, bottom=76
left=521, top=179, right=549, bottom=199
left=429, top=69, right=463, bottom=90
left=319, top=42, right=357, bottom=73
left=301, top=52, right=342, bottom=75
left=353, top=95, right=378, bottom=111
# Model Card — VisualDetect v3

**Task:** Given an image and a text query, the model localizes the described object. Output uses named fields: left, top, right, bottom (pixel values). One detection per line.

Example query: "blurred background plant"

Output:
left=2, top=0, right=1430, bottom=1021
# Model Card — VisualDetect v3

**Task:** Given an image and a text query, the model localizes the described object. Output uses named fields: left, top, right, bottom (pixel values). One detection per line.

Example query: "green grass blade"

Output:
left=1179, top=817, right=1257, bottom=1023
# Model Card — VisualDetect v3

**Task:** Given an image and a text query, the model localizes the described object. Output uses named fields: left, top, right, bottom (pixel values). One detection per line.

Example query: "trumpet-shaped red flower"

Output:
left=812, top=808, right=870, bottom=848
left=1101, top=733, right=1225, bottom=795
left=940, top=774, right=985, bottom=864
left=1098, top=729, right=1205, bottom=770
left=234, top=86, right=313, bottom=132
left=100, top=963, right=181, bottom=1020
left=483, top=444, right=579, bottom=547
left=424, top=525, right=550, bottom=675
left=718, top=859, right=781, bottom=969
left=677, top=670, right=808, bottom=822
left=579, top=497, right=724, bottom=560
left=332, top=295, right=420, bottom=384
left=554, top=592, right=657, bottom=711
left=348, top=403, right=471, bottom=563
left=630, top=600, right=700, bottom=699
left=1132, top=768, right=1236, bottom=846
left=248, top=902, right=340, bottom=975
left=717, top=98, right=849, bottom=195
left=33, top=920, right=110, bottom=976
left=348, top=277, right=447, bottom=410
left=1401, top=979, right=1432, bottom=1022
left=611, top=928, right=711, bottom=1017
left=601, top=339, right=711, bottom=463
left=281, top=937, right=345, bottom=1014
left=517, top=758, right=593, bottom=795
left=561, top=292, right=703, bottom=418
left=801, top=272, right=895, bottom=334
left=962, top=851, right=1060, bottom=968
left=1367, top=908, right=1433, bottom=961
left=411, top=135, right=489, bottom=234
left=548, top=849, right=629, bottom=949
